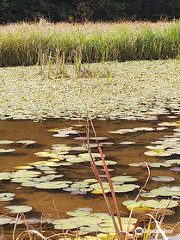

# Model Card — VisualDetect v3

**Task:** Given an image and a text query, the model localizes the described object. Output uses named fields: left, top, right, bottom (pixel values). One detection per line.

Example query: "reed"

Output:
left=1, top=20, right=180, bottom=66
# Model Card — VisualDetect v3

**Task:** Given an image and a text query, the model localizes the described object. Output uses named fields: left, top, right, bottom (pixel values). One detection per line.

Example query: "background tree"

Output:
left=0, top=0, right=179, bottom=23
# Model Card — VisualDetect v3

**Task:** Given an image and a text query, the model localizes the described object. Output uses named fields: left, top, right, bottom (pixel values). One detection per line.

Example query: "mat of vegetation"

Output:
left=0, top=60, right=180, bottom=120
left=1, top=21, right=180, bottom=66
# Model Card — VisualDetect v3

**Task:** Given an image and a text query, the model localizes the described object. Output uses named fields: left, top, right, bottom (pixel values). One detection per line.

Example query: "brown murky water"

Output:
left=0, top=117, right=180, bottom=238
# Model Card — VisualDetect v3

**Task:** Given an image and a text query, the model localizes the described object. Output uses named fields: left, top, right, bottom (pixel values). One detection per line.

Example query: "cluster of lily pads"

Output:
left=0, top=170, right=141, bottom=195
left=144, top=121, right=180, bottom=157
left=0, top=204, right=34, bottom=226
left=2, top=60, right=180, bottom=121
left=126, top=120, right=180, bottom=170
left=123, top=199, right=179, bottom=210
left=0, top=125, right=142, bottom=195
left=53, top=208, right=136, bottom=235
left=1, top=118, right=180, bottom=235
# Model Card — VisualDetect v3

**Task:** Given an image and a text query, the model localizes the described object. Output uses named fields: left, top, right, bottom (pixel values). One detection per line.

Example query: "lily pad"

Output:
left=143, top=186, right=180, bottom=197
left=0, top=172, right=12, bottom=180
left=35, top=181, right=70, bottom=189
left=71, top=182, right=89, bottom=189
left=120, top=141, right=135, bottom=145
left=5, top=205, right=32, bottom=213
left=111, top=175, right=138, bottom=183
left=129, top=162, right=172, bottom=168
left=90, top=182, right=139, bottom=193
left=0, top=149, right=15, bottom=153
left=0, top=140, right=14, bottom=145
left=66, top=211, right=91, bottom=217
left=109, top=129, right=137, bottom=134
left=66, top=157, right=86, bottom=163
left=152, top=176, right=175, bottom=182
left=12, top=170, right=41, bottom=178
left=113, top=184, right=140, bottom=193
left=166, top=159, right=180, bottom=165
left=0, top=217, right=13, bottom=225
left=123, top=199, right=178, bottom=210
left=144, top=150, right=172, bottom=157
left=16, top=140, right=36, bottom=146
left=95, top=160, right=117, bottom=166
left=15, top=166, right=34, bottom=170
left=0, top=193, right=15, bottom=201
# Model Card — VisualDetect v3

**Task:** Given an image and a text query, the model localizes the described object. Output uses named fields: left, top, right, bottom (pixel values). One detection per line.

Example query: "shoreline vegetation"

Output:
left=1, top=20, right=180, bottom=67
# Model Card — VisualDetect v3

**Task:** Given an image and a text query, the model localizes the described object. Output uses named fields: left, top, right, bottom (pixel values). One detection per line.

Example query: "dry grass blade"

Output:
left=90, top=120, right=123, bottom=232
left=86, top=120, right=122, bottom=239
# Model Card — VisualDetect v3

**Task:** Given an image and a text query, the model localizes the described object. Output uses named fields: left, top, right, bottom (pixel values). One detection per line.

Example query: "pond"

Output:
left=0, top=116, right=180, bottom=238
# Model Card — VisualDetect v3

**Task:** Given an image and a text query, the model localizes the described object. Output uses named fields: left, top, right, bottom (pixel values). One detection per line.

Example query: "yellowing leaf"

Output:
left=91, top=189, right=109, bottom=194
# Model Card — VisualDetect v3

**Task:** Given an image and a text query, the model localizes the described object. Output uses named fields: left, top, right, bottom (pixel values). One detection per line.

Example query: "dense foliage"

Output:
left=0, top=0, right=180, bottom=23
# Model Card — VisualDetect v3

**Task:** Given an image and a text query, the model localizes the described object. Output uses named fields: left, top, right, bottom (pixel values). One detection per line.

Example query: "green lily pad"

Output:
left=123, top=199, right=178, bottom=209
left=95, top=160, right=117, bottom=166
left=5, top=205, right=32, bottom=213
left=89, top=137, right=108, bottom=141
left=57, top=162, right=73, bottom=166
left=21, top=181, right=37, bottom=187
left=90, top=182, right=139, bottom=193
left=79, top=153, right=105, bottom=161
left=0, top=217, right=13, bottom=225
left=66, top=157, right=86, bottom=163
left=120, top=141, right=135, bottom=145
left=52, top=144, right=72, bottom=151
left=15, top=166, right=34, bottom=170
left=35, top=152, right=60, bottom=158
left=71, top=182, right=89, bottom=189
left=143, top=186, right=180, bottom=197
left=144, top=150, right=172, bottom=157
left=66, top=211, right=91, bottom=217
left=111, top=175, right=138, bottom=183
left=158, top=122, right=179, bottom=127
left=16, top=140, right=36, bottom=145
left=152, top=176, right=175, bottom=182
left=129, top=162, right=172, bottom=168
left=109, top=129, right=137, bottom=134
left=149, top=162, right=172, bottom=168
left=0, top=193, right=15, bottom=201
left=84, top=179, right=97, bottom=183
left=0, top=172, right=12, bottom=180
left=90, top=182, right=110, bottom=191
left=72, top=146, right=87, bottom=151
left=113, top=184, right=140, bottom=193
left=0, top=140, right=14, bottom=145
left=166, top=159, right=180, bottom=165
left=12, top=170, right=41, bottom=178
left=35, top=181, right=70, bottom=189
left=134, top=127, right=154, bottom=131
left=0, top=149, right=15, bottom=153
left=54, top=220, right=78, bottom=230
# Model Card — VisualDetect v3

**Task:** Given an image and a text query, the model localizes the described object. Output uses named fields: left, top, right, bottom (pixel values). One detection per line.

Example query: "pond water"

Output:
left=0, top=117, right=180, bottom=238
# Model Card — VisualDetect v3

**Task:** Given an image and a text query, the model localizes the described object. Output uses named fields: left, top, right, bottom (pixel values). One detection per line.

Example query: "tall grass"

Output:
left=1, top=19, right=180, bottom=66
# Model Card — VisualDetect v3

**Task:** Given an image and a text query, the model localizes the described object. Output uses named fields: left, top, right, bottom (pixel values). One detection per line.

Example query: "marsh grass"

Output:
left=1, top=20, right=180, bottom=66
